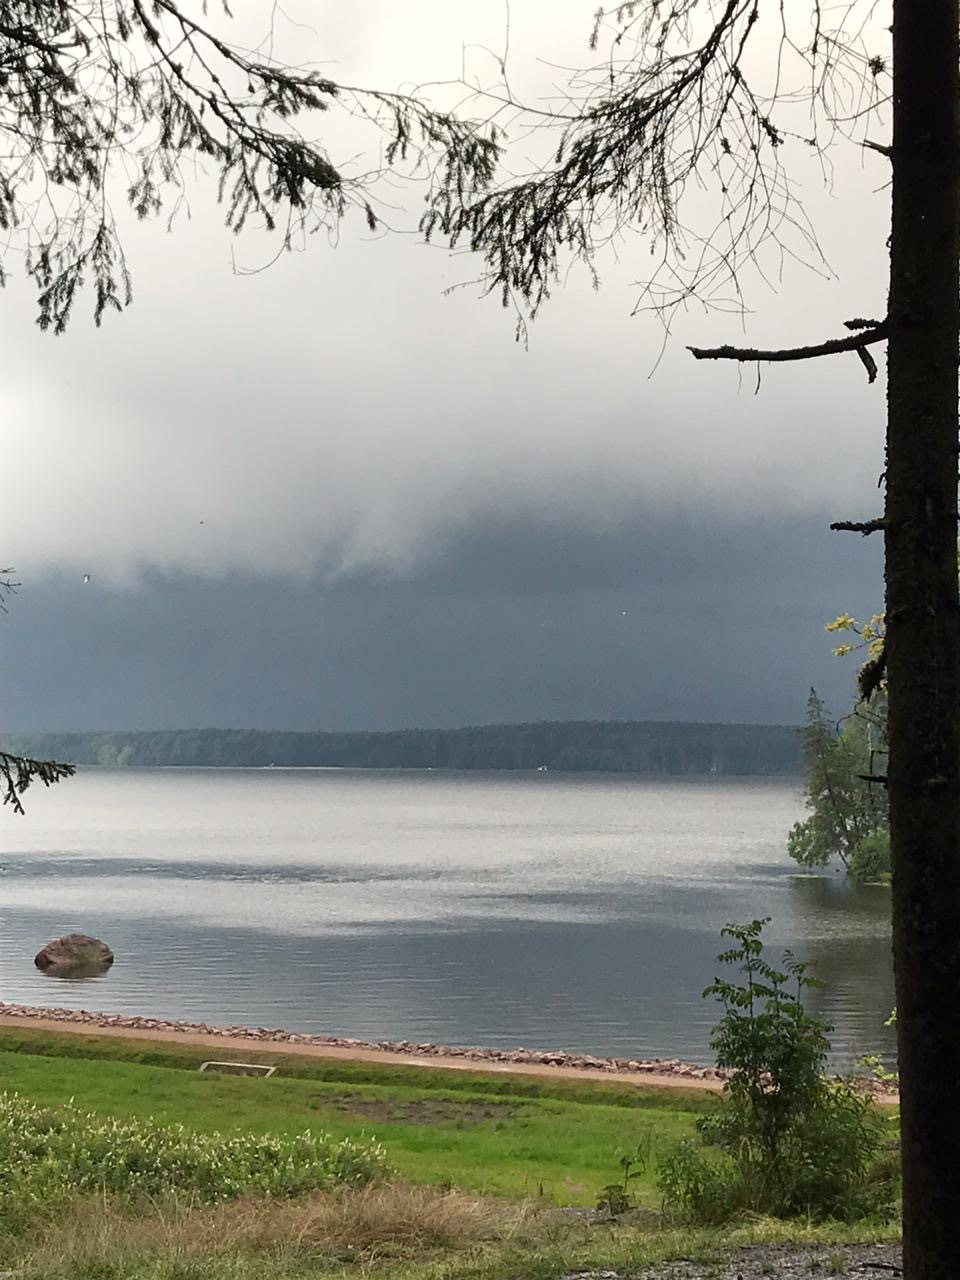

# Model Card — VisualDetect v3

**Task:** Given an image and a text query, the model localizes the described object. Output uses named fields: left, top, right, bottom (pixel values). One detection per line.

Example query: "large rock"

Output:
left=34, top=934, right=114, bottom=976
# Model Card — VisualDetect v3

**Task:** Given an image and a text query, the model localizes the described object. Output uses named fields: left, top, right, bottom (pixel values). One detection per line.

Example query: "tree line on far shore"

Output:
left=2, top=720, right=804, bottom=777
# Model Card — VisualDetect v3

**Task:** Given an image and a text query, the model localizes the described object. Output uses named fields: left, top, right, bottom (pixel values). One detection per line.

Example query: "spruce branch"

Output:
left=0, top=751, right=75, bottom=816
left=0, top=2, right=501, bottom=331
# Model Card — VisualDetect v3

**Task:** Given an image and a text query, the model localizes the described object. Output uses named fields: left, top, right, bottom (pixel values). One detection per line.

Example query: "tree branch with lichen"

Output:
left=687, top=321, right=888, bottom=382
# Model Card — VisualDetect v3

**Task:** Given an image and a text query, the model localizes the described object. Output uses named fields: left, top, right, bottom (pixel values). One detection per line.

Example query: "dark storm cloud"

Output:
left=0, top=1, right=892, bottom=733
left=1, top=510, right=882, bottom=733
left=0, top=7, right=888, bottom=587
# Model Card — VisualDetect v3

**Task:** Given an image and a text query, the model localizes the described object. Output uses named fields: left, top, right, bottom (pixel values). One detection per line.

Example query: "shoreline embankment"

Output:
left=0, top=1002, right=898, bottom=1101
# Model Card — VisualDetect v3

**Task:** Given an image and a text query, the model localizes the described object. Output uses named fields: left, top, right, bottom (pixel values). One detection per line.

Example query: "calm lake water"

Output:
left=0, top=768, right=896, bottom=1066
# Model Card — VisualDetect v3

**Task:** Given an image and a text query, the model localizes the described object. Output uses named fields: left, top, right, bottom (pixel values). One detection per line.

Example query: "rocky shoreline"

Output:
left=0, top=1002, right=897, bottom=1096
left=0, top=1001, right=732, bottom=1080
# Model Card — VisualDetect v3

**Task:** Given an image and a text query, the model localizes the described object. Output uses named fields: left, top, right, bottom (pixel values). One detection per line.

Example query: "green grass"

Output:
left=0, top=1026, right=714, bottom=1106
left=0, top=1029, right=705, bottom=1204
left=0, top=1028, right=900, bottom=1279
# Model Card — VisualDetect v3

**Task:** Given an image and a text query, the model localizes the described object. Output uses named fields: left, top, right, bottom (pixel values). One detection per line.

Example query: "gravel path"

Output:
left=563, top=1242, right=902, bottom=1278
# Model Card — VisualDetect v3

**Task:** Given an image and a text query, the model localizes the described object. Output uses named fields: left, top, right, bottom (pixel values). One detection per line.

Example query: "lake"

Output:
left=0, top=768, right=896, bottom=1066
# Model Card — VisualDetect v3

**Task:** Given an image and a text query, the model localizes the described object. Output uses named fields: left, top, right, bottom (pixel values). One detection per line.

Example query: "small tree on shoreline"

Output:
left=788, top=689, right=889, bottom=881
left=659, top=920, right=894, bottom=1222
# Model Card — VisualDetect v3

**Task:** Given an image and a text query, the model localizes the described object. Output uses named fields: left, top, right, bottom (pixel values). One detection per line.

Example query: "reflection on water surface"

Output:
left=0, top=768, right=895, bottom=1065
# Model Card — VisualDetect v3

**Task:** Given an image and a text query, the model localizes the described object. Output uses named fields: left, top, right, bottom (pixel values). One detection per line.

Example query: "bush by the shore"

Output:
left=0, top=1091, right=387, bottom=1211
left=656, top=922, right=898, bottom=1225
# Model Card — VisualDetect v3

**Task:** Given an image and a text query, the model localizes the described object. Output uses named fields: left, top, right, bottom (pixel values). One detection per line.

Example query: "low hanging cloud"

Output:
left=0, top=1, right=890, bottom=588
left=2, top=220, right=887, bottom=585
left=1, top=508, right=883, bottom=733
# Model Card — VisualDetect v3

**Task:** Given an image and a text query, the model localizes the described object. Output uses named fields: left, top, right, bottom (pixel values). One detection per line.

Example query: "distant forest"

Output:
left=6, top=720, right=803, bottom=776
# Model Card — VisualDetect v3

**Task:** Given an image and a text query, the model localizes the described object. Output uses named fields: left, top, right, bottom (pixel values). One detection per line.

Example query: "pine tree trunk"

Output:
left=886, top=1, right=960, bottom=1274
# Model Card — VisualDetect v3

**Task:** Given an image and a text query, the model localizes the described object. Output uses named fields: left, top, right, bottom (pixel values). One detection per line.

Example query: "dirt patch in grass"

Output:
left=323, top=1092, right=520, bottom=1126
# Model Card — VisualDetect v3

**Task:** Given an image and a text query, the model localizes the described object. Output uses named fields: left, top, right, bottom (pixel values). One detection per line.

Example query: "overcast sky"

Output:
left=0, top=2, right=891, bottom=732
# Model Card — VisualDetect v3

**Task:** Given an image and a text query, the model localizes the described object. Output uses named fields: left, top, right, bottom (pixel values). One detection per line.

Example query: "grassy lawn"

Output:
left=0, top=1028, right=900, bottom=1279
left=0, top=1028, right=708, bottom=1205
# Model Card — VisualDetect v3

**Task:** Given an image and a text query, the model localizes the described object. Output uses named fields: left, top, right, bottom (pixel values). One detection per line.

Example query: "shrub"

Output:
left=0, top=1092, right=388, bottom=1210
left=849, top=829, right=891, bottom=883
left=658, top=921, right=897, bottom=1223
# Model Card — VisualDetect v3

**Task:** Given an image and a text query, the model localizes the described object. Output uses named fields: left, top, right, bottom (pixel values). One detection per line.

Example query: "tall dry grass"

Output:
left=5, top=1181, right=549, bottom=1277
left=197, top=1182, right=538, bottom=1250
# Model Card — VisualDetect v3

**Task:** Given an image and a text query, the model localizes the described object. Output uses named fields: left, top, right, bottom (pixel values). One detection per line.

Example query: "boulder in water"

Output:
left=34, top=934, right=114, bottom=976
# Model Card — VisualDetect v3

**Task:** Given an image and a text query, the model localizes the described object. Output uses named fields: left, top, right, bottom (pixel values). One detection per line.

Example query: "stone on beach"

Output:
left=34, top=934, right=114, bottom=976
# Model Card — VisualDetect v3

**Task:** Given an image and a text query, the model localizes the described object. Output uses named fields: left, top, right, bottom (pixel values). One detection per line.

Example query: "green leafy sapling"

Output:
left=658, top=921, right=896, bottom=1222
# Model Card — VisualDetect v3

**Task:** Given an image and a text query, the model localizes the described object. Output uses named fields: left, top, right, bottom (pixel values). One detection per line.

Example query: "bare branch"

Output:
left=0, top=567, right=20, bottom=613
left=855, top=344, right=880, bottom=383
left=863, top=139, right=892, bottom=160
left=688, top=321, right=888, bottom=379
left=830, top=518, right=886, bottom=535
